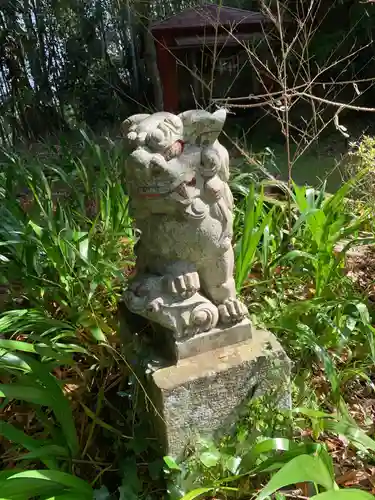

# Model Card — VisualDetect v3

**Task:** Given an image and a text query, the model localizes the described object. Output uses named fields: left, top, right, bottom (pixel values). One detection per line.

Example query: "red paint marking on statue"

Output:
left=165, top=140, right=185, bottom=158
left=176, top=139, right=185, bottom=152
left=138, top=193, right=162, bottom=198
left=186, top=177, right=196, bottom=187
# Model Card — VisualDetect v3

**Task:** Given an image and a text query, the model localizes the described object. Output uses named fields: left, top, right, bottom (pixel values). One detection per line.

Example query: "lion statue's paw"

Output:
left=218, top=298, right=248, bottom=324
left=164, top=271, right=200, bottom=299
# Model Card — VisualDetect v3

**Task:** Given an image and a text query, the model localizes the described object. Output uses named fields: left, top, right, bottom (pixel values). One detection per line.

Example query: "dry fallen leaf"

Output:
left=337, top=469, right=369, bottom=486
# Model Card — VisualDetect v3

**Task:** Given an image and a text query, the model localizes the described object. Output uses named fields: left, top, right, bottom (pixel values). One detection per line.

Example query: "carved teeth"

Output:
left=175, top=183, right=188, bottom=198
left=139, top=181, right=170, bottom=194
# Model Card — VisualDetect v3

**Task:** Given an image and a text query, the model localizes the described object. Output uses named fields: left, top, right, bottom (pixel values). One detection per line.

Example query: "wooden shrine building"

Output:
left=151, top=3, right=271, bottom=113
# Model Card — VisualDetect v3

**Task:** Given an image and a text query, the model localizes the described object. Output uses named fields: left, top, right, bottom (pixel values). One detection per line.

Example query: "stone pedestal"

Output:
left=150, top=325, right=291, bottom=460
left=119, top=303, right=291, bottom=461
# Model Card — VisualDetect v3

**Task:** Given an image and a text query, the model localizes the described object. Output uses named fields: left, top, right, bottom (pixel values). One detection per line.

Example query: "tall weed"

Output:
left=0, top=134, right=133, bottom=495
left=0, top=132, right=134, bottom=342
left=234, top=174, right=375, bottom=415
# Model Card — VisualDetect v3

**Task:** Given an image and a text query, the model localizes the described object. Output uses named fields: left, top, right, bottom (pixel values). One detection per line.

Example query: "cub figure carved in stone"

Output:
left=122, top=109, right=248, bottom=337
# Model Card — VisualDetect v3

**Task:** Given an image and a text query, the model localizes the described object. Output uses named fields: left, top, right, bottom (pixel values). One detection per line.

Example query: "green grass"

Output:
left=224, top=115, right=349, bottom=192
left=263, top=143, right=343, bottom=192
left=230, top=142, right=343, bottom=194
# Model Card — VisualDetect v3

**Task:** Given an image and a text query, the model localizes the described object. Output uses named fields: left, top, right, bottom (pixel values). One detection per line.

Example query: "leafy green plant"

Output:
left=254, top=452, right=373, bottom=500
left=0, top=310, right=95, bottom=499
left=235, top=185, right=279, bottom=290
left=164, top=388, right=375, bottom=500
left=0, top=133, right=134, bottom=342
left=0, top=469, right=93, bottom=500
left=227, top=171, right=375, bottom=499
left=344, top=135, right=375, bottom=205
left=286, top=178, right=372, bottom=297
left=166, top=437, right=373, bottom=499
left=292, top=407, right=375, bottom=455
left=235, top=173, right=372, bottom=297
left=0, top=311, right=84, bottom=459
left=0, top=137, right=134, bottom=496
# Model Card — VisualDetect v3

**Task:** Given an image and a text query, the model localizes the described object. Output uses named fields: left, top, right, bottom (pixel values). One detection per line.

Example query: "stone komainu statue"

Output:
left=122, top=109, right=248, bottom=340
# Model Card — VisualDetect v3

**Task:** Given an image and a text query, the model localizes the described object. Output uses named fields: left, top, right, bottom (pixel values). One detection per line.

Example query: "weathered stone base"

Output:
left=150, top=329, right=291, bottom=459
left=177, top=318, right=253, bottom=359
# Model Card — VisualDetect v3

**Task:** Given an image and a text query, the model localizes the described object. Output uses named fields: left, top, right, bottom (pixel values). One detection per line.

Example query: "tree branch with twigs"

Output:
left=209, top=0, right=375, bottom=196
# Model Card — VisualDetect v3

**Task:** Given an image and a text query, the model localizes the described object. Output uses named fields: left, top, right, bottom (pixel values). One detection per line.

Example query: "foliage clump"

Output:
left=345, top=135, right=375, bottom=205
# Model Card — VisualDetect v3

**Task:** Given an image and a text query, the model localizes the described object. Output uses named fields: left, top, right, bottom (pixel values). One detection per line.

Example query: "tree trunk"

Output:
left=144, top=23, right=163, bottom=111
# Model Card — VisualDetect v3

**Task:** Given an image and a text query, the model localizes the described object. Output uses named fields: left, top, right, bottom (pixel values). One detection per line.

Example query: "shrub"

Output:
left=344, top=135, right=375, bottom=204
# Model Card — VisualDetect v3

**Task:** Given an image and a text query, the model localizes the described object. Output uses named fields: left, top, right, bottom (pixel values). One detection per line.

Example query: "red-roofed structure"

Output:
left=151, top=4, right=271, bottom=112
left=152, top=4, right=266, bottom=31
